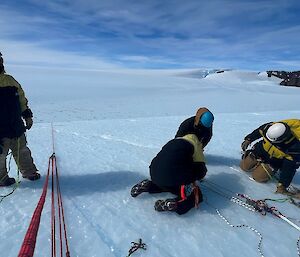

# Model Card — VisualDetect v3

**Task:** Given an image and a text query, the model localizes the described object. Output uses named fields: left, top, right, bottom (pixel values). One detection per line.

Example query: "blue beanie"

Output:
left=200, top=111, right=214, bottom=128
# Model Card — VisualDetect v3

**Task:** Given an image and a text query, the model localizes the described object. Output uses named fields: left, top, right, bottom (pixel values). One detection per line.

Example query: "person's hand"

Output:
left=275, top=183, right=287, bottom=193
left=275, top=183, right=293, bottom=196
left=25, top=117, right=33, bottom=130
left=241, top=139, right=251, bottom=151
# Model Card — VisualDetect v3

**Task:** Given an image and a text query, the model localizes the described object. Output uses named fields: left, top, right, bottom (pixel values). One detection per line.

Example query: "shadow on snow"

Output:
left=19, top=170, right=146, bottom=197
left=200, top=172, right=245, bottom=213
left=205, top=154, right=240, bottom=167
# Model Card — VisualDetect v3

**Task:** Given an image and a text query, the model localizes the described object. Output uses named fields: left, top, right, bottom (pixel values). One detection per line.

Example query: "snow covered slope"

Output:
left=0, top=69, right=299, bottom=257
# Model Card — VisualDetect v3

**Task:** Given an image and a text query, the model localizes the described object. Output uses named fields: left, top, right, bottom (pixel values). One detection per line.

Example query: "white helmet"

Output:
left=266, top=122, right=290, bottom=143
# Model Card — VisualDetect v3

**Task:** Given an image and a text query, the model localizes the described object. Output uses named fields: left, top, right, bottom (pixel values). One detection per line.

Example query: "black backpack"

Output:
left=0, top=86, right=25, bottom=139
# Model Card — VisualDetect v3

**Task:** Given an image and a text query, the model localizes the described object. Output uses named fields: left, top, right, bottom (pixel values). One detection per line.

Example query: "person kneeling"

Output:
left=131, top=133, right=209, bottom=215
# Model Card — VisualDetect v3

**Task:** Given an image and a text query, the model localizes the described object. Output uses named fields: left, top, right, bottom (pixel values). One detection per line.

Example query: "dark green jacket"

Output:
left=0, top=72, right=32, bottom=139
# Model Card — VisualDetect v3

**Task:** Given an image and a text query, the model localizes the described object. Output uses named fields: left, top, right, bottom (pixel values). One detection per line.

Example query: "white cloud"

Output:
left=0, top=40, right=119, bottom=70
left=1, top=0, right=299, bottom=70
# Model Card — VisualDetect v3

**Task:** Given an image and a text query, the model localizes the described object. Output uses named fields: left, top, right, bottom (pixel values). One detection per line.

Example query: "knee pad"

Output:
left=240, top=151, right=258, bottom=172
left=252, top=163, right=274, bottom=182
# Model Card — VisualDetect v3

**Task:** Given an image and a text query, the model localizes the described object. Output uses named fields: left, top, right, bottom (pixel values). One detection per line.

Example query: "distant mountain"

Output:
left=174, top=68, right=232, bottom=79
left=267, top=70, right=300, bottom=87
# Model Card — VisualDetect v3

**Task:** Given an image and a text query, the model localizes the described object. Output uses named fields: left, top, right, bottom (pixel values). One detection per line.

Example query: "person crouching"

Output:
left=240, top=119, right=300, bottom=196
left=131, top=134, right=207, bottom=214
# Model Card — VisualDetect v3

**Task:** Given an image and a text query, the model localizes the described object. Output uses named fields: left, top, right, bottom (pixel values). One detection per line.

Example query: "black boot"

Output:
left=22, top=172, right=41, bottom=181
left=131, top=179, right=152, bottom=197
left=0, top=176, right=16, bottom=186
left=154, top=198, right=177, bottom=212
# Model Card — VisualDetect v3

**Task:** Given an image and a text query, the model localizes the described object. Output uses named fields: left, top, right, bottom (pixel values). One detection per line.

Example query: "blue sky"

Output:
left=1, top=0, right=300, bottom=70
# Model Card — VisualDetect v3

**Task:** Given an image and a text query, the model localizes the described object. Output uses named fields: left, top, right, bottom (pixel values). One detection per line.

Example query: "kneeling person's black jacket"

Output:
left=150, top=134, right=207, bottom=187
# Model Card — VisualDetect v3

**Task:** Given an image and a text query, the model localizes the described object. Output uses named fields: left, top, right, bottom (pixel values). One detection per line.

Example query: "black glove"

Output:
left=25, top=117, right=33, bottom=130
left=241, top=139, right=251, bottom=151
left=22, top=108, right=33, bottom=119
left=22, top=108, right=33, bottom=130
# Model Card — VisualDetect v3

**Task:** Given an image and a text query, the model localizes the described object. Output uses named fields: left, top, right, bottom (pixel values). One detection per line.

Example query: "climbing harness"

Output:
left=126, top=239, right=147, bottom=257
left=18, top=123, right=71, bottom=257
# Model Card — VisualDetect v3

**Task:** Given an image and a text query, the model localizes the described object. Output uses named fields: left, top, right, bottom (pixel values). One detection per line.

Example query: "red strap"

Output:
left=179, top=185, right=187, bottom=201
left=193, top=182, right=200, bottom=208
left=18, top=158, right=50, bottom=257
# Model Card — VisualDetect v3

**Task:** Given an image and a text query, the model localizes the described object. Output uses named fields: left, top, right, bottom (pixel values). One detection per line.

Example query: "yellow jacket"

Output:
left=182, top=134, right=206, bottom=162
left=260, top=119, right=300, bottom=161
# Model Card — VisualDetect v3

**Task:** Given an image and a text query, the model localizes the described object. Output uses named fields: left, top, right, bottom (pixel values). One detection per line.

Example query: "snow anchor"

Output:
left=126, top=238, right=147, bottom=257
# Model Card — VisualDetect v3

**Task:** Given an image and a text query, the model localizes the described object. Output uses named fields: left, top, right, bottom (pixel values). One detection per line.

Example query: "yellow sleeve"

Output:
left=182, top=134, right=206, bottom=162
left=281, top=119, right=300, bottom=140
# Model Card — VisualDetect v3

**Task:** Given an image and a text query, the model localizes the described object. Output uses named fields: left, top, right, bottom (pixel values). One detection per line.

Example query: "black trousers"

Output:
left=252, top=142, right=298, bottom=187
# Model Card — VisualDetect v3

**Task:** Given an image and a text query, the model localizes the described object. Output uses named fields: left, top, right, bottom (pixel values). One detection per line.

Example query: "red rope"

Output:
left=18, top=158, right=51, bottom=257
left=50, top=123, right=70, bottom=257
left=51, top=155, right=56, bottom=257
left=54, top=156, right=71, bottom=257
left=18, top=122, right=71, bottom=257
left=50, top=153, right=71, bottom=257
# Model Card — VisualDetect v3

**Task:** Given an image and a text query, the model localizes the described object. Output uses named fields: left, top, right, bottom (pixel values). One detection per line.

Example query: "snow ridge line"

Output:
left=99, top=134, right=157, bottom=149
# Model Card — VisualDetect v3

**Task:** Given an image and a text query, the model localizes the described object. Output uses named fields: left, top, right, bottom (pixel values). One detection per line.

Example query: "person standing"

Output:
left=0, top=52, right=40, bottom=186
